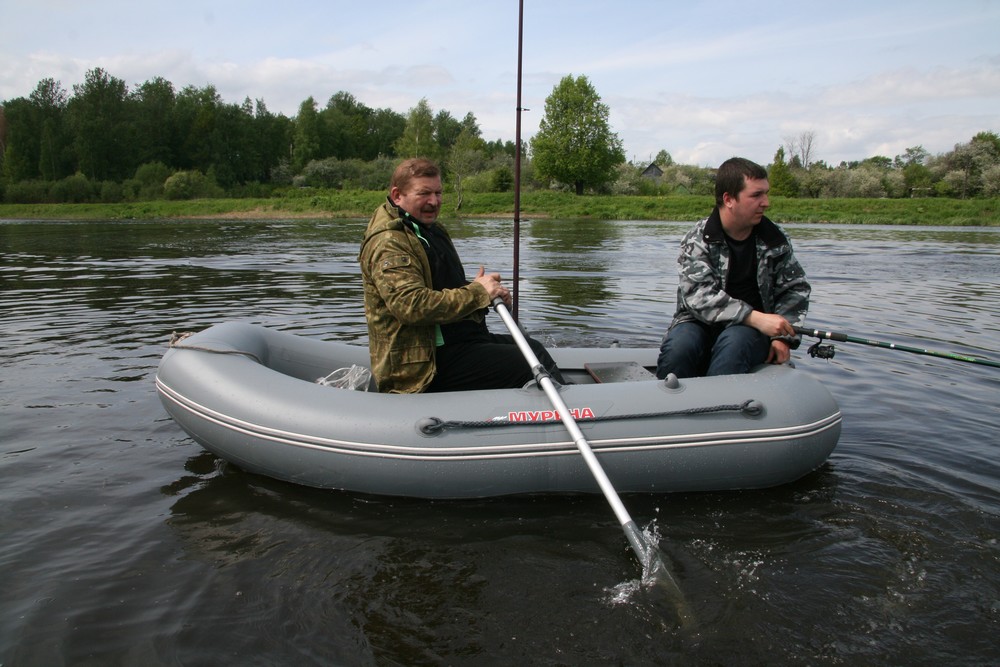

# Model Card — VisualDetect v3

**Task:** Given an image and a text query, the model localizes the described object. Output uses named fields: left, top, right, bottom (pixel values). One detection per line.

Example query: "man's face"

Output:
left=726, top=177, right=770, bottom=227
left=391, top=175, right=442, bottom=225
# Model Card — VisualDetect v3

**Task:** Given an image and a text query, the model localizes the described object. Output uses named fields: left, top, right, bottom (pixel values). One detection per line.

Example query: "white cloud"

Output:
left=2, top=1, right=999, bottom=169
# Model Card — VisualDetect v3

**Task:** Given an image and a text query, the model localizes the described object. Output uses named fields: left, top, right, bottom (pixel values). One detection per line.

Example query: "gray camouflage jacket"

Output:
left=669, top=209, right=810, bottom=343
left=358, top=200, right=491, bottom=393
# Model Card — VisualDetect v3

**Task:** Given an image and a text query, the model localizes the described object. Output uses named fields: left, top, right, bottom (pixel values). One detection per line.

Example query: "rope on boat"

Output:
left=418, top=399, right=763, bottom=435
left=166, top=331, right=264, bottom=365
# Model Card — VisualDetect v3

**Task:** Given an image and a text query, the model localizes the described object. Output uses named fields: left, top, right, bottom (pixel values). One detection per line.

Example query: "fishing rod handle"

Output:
left=794, top=326, right=848, bottom=342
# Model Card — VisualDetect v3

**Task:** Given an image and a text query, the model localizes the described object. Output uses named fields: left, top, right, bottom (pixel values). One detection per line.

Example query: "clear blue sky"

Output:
left=3, top=0, right=999, bottom=167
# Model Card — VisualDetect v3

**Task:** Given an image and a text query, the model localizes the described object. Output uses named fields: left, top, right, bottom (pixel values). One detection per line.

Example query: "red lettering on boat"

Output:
left=505, top=407, right=596, bottom=422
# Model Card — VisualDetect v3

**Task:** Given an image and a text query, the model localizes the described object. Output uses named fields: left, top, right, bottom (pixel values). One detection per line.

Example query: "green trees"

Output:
left=394, top=98, right=438, bottom=159
left=368, top=108, right=407, bottom=159
left=131, top=77, right=177, bottom=168
left=399, top=107, right=472, bottom=158
left=318, top=91, right=404, bottom=162
left=322, top=92, right=368, bottom=161
left=768, top=147, right=798, bottom=196
left=2, top=82, right=64, bottom=182
left=934, top=131, right=1000, bottom=198
left=654, top=149, right=674, bottom=167
left=392, top=100, right=483, bottom=168
left=68, top=68, right=131, bottom=181
left=291, top=97, right=322, bottom=172
left=1, top=69, right=301, bottom=202
left=762, top=135, right=1000, bottom=199
left=432, top=110, right=463, bottom=156
left=2, top=67, right=998, bottom=204
left=247, top=99, right=291, bottom=184
left=33, top=78, right=71, bottom=181
left=531, top=75, right=625, bottom=195
left=448, top=125, right=487, bottom=209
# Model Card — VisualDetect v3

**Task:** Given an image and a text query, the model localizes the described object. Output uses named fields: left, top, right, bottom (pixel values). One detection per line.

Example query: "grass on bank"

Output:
left=1, top=190, right=998, bottom=226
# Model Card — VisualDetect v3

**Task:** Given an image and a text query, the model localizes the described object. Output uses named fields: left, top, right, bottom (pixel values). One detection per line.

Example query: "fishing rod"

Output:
left=794, top=326, right=1000, bottom=368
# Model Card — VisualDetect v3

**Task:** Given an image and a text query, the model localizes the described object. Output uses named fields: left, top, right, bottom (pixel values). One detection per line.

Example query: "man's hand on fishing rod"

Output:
left=745, top=310, right=795, bottom=338
left=745, top=310, right=795, bottom=365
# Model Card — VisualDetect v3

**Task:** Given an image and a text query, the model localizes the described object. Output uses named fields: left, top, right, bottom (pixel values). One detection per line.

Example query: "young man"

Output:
left=655, top=157, right=811, bottom=379
left=358, top=157, right=564, bottom=393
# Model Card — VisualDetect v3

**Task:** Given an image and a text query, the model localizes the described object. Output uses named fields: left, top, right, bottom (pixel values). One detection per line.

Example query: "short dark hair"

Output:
left=391, top=158, right=440, bottom=193
left=715, top=157, right=767, bottom=207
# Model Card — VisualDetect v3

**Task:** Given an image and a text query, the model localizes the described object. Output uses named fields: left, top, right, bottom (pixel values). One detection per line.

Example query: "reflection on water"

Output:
left=1, top=218, right=999, bottom=665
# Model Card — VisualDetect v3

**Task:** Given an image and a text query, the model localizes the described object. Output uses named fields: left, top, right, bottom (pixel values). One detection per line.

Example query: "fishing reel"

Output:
left=806, top=340, right=836, bottom=360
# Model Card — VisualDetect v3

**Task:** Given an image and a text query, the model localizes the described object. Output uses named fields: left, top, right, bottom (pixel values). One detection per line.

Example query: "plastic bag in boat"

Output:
left=316, top=365, right=372, bottom=391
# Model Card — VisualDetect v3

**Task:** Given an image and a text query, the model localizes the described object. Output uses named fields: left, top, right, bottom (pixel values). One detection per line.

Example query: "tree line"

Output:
left=614, top=129, right=1000, bottom=200
left=0, top=68, right=520, bottom=204
left=1, top=67, right=998, bottom=205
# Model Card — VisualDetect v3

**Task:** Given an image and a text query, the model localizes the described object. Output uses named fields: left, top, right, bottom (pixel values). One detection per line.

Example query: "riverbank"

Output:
left=2, top=190, right=998, bottom=225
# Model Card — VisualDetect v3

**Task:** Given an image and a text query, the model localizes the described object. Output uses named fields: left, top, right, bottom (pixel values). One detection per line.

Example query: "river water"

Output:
left=1, top=217, right=998, bottom=665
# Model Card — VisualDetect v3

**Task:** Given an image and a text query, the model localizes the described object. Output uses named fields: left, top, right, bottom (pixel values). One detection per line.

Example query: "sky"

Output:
left=2, top=0, right=999, bottom=168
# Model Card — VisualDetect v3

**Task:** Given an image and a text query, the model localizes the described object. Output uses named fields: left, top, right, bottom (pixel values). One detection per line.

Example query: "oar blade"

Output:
left=637, top=526, right=697, bottom=629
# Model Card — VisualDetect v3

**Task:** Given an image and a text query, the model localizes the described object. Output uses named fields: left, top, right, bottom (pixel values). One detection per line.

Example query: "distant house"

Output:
left=640, top=163, right=663, bottom=179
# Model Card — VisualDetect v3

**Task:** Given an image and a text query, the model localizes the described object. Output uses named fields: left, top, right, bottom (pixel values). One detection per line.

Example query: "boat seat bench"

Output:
left=584, top=361, right=656, bottom=383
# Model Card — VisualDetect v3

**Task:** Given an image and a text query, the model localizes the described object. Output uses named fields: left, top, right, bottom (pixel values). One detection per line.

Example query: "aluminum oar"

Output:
left=491, top=298, right=694, bottom=625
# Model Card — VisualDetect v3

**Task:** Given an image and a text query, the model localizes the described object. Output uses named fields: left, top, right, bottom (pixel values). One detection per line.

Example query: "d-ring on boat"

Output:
left=155, top=321, right=842, bottom=499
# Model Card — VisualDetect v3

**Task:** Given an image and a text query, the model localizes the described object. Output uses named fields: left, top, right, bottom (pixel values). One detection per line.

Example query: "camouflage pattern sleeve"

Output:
left=768, top=229, right=811, bottom=327
left=365, top=228, right=490, bottom=326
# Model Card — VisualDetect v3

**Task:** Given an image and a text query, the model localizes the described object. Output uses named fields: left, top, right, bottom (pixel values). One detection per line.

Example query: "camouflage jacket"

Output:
left=358, top=200, right=491, bottom=393
left=669, top=209, right=810, bottom=343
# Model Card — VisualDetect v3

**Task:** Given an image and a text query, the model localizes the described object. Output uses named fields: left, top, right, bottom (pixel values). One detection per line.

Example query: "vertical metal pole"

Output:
left=513, top=0, right=524, bottom=320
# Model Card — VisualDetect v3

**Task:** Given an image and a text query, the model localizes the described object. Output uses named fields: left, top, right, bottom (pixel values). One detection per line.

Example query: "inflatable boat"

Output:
left=155, top=322, right=842, bottom=498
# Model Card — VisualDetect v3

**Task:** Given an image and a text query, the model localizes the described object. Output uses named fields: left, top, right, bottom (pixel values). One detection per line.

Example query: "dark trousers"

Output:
left=656, top=321, right=771, bottom=379
left=428, top=332, right=566, bottom=392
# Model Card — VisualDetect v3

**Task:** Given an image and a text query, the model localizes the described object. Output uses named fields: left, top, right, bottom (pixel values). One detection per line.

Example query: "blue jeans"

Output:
left=656, top=321, right=772, bottom=379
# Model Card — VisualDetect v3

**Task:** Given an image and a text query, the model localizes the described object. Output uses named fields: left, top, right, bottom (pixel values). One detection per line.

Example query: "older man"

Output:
left=359, top=157, right=564, bottom=393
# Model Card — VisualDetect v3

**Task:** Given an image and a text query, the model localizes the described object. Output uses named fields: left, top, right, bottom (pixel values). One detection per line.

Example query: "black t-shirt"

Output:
left=415, top=220, right=465, bottom=291
left=724, top=231, right=764, bottom=312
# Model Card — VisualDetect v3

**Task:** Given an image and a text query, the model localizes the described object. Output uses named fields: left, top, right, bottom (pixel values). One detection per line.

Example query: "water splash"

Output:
left=604, top=523, right=697, bottom=629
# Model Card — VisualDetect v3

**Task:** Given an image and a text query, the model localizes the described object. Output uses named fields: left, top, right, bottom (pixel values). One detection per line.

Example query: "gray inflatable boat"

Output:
left=156, top=322, right=842, bottom=498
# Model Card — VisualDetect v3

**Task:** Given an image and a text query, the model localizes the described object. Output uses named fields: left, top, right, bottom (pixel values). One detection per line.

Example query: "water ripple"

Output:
left=2, top=219, right=998, bottom=665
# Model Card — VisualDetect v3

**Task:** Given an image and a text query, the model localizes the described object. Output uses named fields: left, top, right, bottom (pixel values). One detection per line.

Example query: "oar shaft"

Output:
left=794, top=326, right=1000, bottom=368
left=492, top=300, right=651, bottom=563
